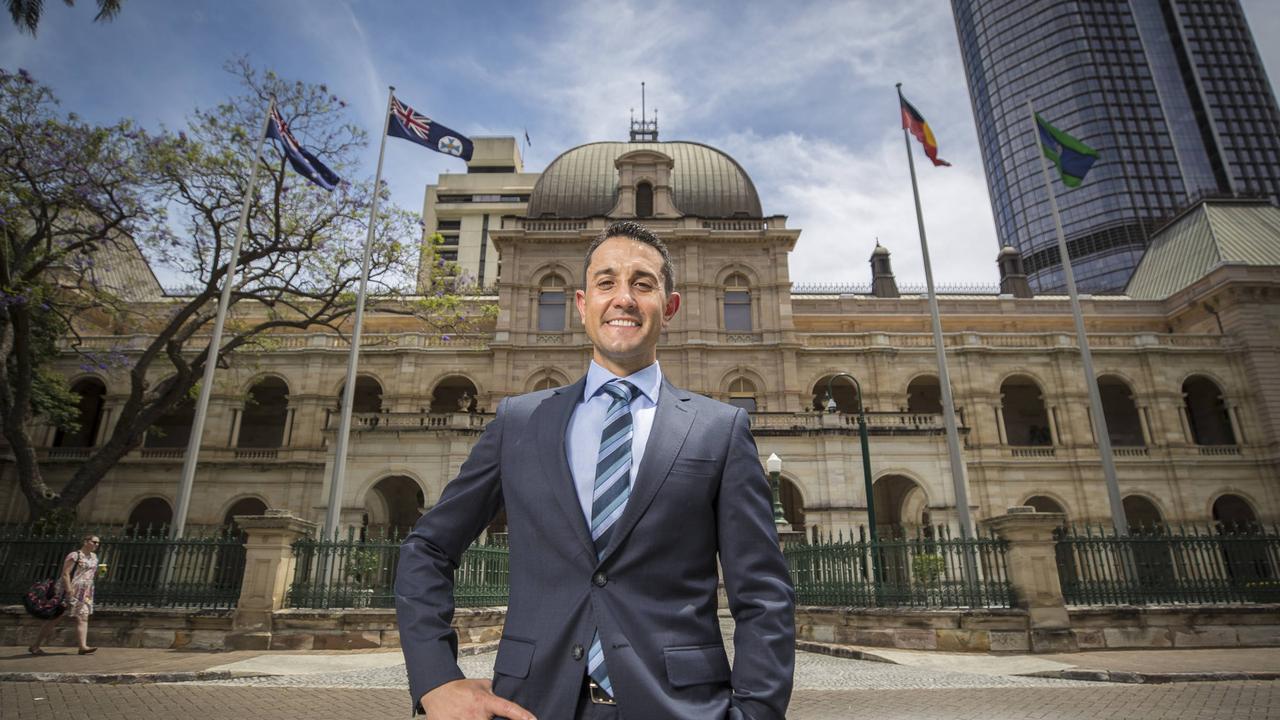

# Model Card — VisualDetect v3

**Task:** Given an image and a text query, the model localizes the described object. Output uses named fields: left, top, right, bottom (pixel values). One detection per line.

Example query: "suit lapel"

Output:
left=535, top=377, right=596, bottom=559
left=598, top=378, right=695, bottom=565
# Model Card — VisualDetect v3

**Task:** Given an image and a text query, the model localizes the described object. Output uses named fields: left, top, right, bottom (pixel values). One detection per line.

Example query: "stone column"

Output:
left=994, top=404, right=1009, bottom=445
left=1226, top=402, right=1245, bottom=445
left=228, top=510, right=317, bottom=650
left=1046, top=404, right=1062, bottom=446
left=1177, top=401, right=1195, bottom=444
left=1137, top=405, right=1153, bottom=447
left=981, top=509, right=1077, bottom=653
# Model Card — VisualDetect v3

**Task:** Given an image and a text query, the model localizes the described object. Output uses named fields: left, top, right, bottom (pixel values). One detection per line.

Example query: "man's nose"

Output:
left=611, top=287, right=638, bottom=308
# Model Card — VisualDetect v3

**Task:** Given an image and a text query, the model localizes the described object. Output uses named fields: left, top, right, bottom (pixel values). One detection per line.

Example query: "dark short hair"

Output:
left=583, top=220, right=675, bottom=295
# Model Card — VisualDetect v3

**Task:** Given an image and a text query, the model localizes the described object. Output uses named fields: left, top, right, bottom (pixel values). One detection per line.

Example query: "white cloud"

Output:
left=717, top=129, right=1000, bottom=286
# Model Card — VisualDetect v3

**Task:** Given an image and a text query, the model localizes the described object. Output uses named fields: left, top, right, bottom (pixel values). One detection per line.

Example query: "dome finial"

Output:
left=630, top=81, right=659, bottom=142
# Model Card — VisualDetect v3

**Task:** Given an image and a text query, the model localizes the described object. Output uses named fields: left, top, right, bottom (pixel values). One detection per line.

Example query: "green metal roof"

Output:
left=526, top=141, right=763, bottom=218
left=1125, top=200, right=1280, bottom=299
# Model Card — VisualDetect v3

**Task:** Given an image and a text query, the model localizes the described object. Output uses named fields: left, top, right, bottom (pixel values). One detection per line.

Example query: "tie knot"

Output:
left=602, top=380, right=637, bottom=404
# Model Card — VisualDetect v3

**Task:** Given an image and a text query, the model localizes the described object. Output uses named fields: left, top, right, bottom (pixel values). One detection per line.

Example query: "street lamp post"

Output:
left=766, top=453, right=788, bottom=529
left=825, top=373, right=880, bottom=590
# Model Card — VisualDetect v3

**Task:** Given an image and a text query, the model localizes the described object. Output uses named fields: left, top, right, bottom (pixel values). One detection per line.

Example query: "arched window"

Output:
left=339, top=375, right=384, bottom=414
left=239, top=377, right=290, bottom=448
left=534, top=376, right=560, bottom=391
left=54, top=378, right=107, bottom=447
left=723, top=273, right=752, bottom=332
left=145, top=379, right=195, bottom=449
left=1001, top=375, right=1051, bottom=446
left=1024, top=495, right=1066, bottom=516
left=1183, top=375, right=1235, bottom=445
left=1098, top=375, right=1144, bottom=446
left=126, top=497, right=173, bottom=536
left=906, top=375, right=942, bottom=414
left=635, top=181, right=654, bottom=218
left=538, top=274, right=566, bottom=332
left=727, top=377, right=757, bottom=413
left=1123, top=495, right=1163, bottom=532
left=812, top=375, right=861, bottom=413
left=431, top=375, right=479, bottom=413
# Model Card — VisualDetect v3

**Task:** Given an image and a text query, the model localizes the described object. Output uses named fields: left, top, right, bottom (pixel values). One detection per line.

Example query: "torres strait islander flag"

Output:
left=1036, top=112, right=1099, bottom=188
left=899, top=95, right=951, bottom=167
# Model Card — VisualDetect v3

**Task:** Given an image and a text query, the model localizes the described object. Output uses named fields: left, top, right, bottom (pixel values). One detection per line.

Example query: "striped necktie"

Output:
left=587, top=379, right=636, bottom=698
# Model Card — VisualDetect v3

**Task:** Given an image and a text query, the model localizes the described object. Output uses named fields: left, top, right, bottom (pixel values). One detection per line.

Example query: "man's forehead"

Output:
left=589, top=236, right=663, bottom=272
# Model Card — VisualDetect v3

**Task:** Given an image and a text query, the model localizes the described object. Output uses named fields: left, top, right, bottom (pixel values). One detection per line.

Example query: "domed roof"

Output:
left=527, top=141, right=763, bottom=218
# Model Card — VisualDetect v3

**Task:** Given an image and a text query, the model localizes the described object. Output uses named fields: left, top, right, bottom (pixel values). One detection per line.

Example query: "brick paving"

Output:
left=3, top=680, right=1279, bottom=719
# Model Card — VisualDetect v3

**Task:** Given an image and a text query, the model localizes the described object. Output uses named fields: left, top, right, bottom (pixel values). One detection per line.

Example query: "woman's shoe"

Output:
left=27, top=646, right=46, bottom=656
left=77, top=647, right=97, bottom=655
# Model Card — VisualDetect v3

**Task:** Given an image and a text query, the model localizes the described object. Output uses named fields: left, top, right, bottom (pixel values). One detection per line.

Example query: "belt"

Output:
left=584, top=677, right=617, bottom=706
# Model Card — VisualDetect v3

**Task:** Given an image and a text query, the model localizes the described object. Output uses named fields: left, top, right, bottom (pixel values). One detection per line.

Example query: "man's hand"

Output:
left=419, top=678, right=536, bottom=720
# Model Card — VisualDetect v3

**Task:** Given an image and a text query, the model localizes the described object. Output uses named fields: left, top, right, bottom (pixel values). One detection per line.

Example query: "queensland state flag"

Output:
left=900, top=95, right=951, bottom=167
left=266, top=105, right=342, bottom=191
left=388, top=95, right=474, bottom=161
left=1036, top=113, right=1098, bottom=187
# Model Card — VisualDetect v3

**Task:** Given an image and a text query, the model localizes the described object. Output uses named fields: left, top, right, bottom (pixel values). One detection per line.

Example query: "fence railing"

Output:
left=0, top=525, right=246, bottom=609
left=784, top=526, right=1013, bottom=608
left=1056, top=523, right=1280, bottom=606
left=287, top=531, right=509, bottom=610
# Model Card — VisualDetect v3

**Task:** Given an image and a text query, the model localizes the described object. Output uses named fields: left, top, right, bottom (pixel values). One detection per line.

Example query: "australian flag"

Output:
left=266, top=105, right=342, bottom=191
left=388, top=95, right=474, bottom=161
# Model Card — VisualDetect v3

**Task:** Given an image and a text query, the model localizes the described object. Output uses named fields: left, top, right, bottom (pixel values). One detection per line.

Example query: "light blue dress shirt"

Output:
left=565, top=360, right=662, bottom=526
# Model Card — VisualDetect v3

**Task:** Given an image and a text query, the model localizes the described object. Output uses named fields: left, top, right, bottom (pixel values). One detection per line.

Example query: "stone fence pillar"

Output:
left=228, top=510, right=316, bottom=650
left=981, top=507, right=1077, bottom=653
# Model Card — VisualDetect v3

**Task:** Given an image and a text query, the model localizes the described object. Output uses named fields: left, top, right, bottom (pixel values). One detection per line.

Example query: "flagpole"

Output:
left=895, top=84, right=975, bottom=544
left=171, top=97, right=274, bottom=540
left=1026, top=100, right=1128, bottom=536
left=323, top=86, right=395, bottom=540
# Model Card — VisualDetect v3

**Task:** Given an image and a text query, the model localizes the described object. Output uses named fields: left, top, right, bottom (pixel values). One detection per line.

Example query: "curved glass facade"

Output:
left=952, top=0, right=1280, bottom=293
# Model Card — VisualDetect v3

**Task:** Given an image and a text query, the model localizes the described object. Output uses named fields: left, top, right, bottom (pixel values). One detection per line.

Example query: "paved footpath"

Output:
left=3, top=643, right=1280, bottom=719
left=3, top=677, right=1279, bottom=719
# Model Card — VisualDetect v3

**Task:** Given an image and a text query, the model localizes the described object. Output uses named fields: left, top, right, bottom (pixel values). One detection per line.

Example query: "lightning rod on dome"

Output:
left=631, top=81, right=658, bottom=142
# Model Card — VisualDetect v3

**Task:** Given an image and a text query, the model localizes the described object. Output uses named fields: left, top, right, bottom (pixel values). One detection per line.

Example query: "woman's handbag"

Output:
left=21, top=551, right=82, bottom=619
left=21, top=578, right=66, bottom=619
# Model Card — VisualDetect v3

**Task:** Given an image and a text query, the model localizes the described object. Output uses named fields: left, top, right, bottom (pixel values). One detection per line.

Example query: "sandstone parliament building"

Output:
left=4, top=130, right=1279, bottom=538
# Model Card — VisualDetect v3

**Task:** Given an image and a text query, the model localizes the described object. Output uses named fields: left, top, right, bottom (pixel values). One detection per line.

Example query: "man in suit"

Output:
left=396, top=220, right=795, bottom=719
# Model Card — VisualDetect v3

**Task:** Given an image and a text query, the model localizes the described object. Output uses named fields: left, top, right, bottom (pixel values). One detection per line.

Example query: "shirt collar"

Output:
left=584, top=360, right=661, bottom=404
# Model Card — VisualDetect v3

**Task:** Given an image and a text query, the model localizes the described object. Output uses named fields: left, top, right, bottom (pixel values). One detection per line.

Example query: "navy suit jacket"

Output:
left=395, top=377, right=795, bottom=719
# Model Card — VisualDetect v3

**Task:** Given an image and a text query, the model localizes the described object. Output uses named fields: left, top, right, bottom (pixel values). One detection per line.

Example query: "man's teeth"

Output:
left=607, top=320, right=639, bottom=327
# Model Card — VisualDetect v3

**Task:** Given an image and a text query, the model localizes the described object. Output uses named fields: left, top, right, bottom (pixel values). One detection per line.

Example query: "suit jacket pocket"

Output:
left=663, top=643, right=731, bottom=688
left=670, top=456, right=719, bottom=476
left=494, top=635, right=536, bottom=679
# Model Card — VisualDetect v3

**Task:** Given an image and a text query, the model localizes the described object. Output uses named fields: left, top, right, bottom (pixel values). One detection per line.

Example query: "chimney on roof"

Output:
left=998, top=246, right=1034, bottom=298
left=869, top=242, right=900, bottom=298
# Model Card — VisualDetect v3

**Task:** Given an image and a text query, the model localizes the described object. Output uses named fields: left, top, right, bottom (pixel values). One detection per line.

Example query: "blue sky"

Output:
left=4, top=0, right=1278, bottom=286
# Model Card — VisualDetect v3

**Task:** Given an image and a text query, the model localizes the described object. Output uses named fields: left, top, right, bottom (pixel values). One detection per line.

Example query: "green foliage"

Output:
left=911, top=553, right=945, bottom=585
left=344, top=547, right=382, bottom=588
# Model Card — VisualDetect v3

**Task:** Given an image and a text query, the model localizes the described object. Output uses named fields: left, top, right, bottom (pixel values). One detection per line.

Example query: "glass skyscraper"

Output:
left=952, top=0, right=1280, bottom=293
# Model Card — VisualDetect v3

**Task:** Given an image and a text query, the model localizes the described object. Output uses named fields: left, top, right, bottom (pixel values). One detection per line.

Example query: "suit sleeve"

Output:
left=718, top=407, right=796, bottom=720
left=395, top=398, right=507, bottom=711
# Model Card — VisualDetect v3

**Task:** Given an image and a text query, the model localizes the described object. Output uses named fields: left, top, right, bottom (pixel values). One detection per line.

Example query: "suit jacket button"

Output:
left=572, top=644, right=585, bottom=661
left=592, top=572, right=608, bottom=587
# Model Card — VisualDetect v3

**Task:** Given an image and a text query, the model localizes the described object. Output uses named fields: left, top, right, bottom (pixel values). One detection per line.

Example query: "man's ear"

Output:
left=662, top=291, right=681, bottom=324
left=574, top=289, right=587, bottom=324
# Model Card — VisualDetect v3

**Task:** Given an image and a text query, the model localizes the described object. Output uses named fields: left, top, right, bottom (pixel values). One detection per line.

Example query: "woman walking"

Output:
left=28, top=535, right=100, bottom=655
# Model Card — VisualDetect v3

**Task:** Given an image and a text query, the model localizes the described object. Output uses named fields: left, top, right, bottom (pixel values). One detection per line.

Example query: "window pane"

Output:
left=728, top=396, right=757, bottom=412
left=724, top=291, right=751, bottom=331
left=538, top=291, right=565, bottom=331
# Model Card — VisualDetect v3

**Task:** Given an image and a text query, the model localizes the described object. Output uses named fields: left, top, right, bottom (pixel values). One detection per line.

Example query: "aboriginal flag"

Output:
left=900, top=95, right=951, bottom=167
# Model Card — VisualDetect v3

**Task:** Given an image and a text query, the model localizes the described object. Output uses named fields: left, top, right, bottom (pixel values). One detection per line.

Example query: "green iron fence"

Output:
left=784, top=525, right=1013, bottom=608
left=0, top=524, right=246, bottom=609
left=288, top=530, right=509, bottom=609
left=1056, top=522, right=1280, bottom=606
